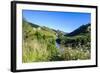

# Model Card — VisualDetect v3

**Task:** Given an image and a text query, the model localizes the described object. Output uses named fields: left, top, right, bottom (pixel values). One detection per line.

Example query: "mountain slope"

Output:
left=66, top=23, right=91, bottom=36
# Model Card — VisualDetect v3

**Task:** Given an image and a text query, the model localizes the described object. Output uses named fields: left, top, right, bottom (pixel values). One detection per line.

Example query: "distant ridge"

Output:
left=65, top=23, right=91, bottom=36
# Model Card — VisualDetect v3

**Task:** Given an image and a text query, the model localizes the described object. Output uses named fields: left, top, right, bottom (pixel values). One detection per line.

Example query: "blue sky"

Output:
left=22, top=10, right=91, bottom=32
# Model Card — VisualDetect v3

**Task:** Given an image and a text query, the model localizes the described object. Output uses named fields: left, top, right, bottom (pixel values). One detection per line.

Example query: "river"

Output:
left=55, top=40, right=65, bottom=53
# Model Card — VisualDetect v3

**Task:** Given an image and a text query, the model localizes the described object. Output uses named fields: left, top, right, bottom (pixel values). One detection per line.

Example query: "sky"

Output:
left=22, top=10, right=91, bottom=32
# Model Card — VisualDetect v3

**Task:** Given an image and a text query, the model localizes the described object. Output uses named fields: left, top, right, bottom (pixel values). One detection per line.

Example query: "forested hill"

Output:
left=23, top=19, right=57, bottom=34
left=23, top=19, right=40, bottom=28
left=23, top=20, right=57, bottom=40
left=66, top=23, right=91, bottom=36
left=56, top=23, right=91, bottom=49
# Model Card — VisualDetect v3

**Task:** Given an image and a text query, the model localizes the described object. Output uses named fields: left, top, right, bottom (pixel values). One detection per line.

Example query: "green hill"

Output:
left=66, top=23, right=91, bottom=36
left=57, top=23, right=91, bottom=49
left=22, top=19, right=59, bottom=63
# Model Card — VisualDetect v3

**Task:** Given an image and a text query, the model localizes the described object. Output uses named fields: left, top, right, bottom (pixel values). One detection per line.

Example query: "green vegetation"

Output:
left=56, top=24, right=91, bottom=60
left=22, top=19, right=91, bottom=63
left=22, top=19, right=59, bottom=63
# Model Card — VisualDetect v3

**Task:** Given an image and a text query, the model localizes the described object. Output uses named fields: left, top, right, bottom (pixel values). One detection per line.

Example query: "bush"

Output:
left=61, top=48, right=90, bottom=60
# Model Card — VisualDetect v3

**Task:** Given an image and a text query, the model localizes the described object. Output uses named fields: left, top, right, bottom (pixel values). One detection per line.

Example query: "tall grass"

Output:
left=22, top=20, right=59, bottom=63
left=60, top=45, right=90, bottom=60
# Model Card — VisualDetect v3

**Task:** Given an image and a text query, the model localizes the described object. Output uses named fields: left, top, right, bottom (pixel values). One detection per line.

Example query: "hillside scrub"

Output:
left=22, top=20, right=59, bottom=63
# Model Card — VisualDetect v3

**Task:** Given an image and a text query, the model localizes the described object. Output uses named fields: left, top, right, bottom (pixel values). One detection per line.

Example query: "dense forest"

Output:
left=22, top=19, right=91, bottom=63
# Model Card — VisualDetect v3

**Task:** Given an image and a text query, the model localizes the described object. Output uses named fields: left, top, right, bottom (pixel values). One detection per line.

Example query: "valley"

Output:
left=22, top=19, right=91, bottom=63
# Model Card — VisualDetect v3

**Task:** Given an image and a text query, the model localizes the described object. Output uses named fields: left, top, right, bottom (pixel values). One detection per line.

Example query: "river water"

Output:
left=55, top=41, right=65, bottom=53
left=56, top=42, right=60, bottom=49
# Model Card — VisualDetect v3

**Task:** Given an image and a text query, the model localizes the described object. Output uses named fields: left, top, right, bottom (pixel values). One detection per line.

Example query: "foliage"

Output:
left=60, top=46, right=90, bottom=60
left=22, top=20, right=58, bottom=63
